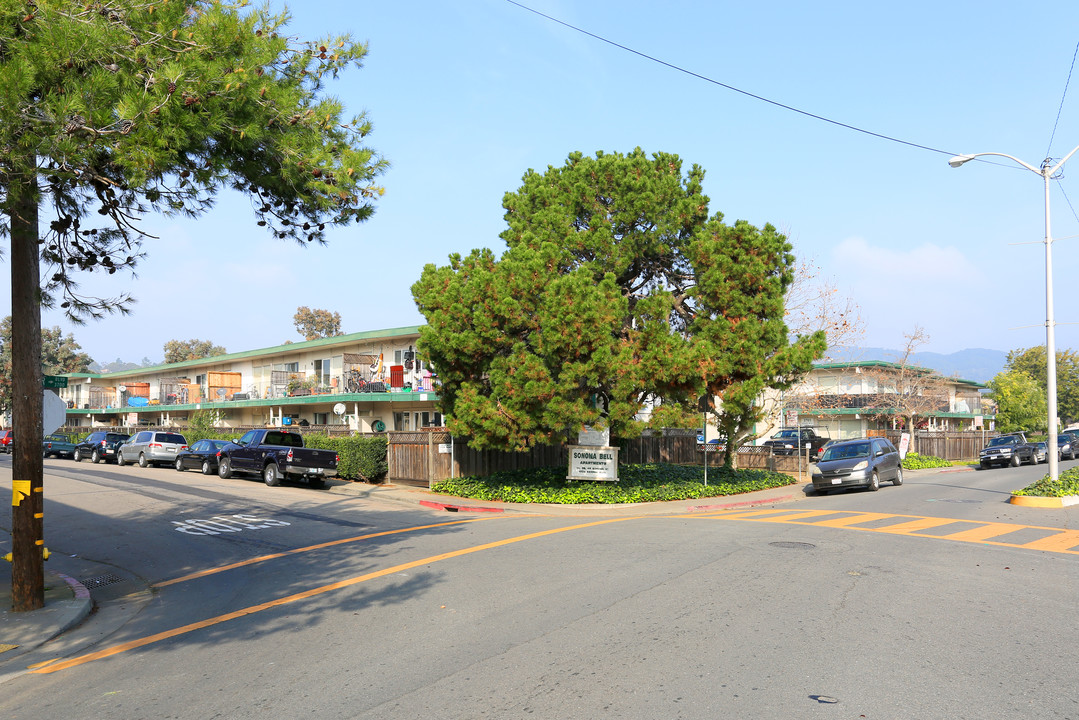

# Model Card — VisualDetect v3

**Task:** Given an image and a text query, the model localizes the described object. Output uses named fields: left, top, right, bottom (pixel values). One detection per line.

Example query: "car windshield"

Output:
left=107, top=434, right=129, bottom=442
left=987, top=436, right=1020, bottom=447
left=774, top=430, right=798, bottom=439
left=820, top=442, right=871, bottom=461
left=158, top=433, right=187, bottom=444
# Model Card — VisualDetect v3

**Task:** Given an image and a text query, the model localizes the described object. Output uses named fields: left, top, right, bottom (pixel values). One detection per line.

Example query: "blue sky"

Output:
left=5, top=1, right=1079, bottom=365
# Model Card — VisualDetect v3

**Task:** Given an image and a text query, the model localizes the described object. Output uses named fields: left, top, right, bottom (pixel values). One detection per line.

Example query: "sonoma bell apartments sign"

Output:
left=568, top=425, right=618, bottom=482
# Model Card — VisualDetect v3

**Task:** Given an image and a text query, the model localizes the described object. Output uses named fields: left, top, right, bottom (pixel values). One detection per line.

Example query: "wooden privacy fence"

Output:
left=873, top=430, right=991, bottom=461
left=386, top=430, right=994, bottom=485
left=386, top=433, right=819, bottom=485
left=386, top=432, right=568, bottom=485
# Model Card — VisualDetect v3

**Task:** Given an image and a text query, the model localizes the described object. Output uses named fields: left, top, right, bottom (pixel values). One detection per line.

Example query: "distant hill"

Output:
left=89, top=357, right=160, bottom=374
left=824, top=347, right=1006, bottom=384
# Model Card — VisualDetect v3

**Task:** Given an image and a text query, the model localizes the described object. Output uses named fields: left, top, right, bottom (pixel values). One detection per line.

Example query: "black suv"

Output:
left=73, top=431, right=131, bottom=464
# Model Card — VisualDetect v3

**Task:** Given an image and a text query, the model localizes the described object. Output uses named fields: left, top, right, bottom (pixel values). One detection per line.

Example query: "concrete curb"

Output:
left=686, top=493, right=798, bottom=513
left=1008, top=494, right=1079, bottom=508
left=43, top=573, right=93, bottom=642
left=419, top=500, right=506, bottom=513
left=0, top=571, right=92, bottom=660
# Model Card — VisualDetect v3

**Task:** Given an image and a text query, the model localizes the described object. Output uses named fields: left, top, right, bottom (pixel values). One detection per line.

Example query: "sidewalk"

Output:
left=0, top=570, right=92, bottom=664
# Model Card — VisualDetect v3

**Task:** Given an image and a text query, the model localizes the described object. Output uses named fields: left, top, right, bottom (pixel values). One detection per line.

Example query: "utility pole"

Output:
left=9, top=173, right=45, bottom=612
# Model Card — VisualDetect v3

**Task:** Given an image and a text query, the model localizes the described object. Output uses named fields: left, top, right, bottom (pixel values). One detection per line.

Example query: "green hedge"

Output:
left=303, top=433, right=387, bottom=482
left=1012, top=466, right=1079, bottom=497
left=431, top=463, right=796, bottom=504
left=901, top=452, right=950, bottom=469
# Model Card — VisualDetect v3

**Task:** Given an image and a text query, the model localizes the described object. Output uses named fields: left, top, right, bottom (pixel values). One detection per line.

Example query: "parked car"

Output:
left=0, top=429, right=13, bottom=453
left=217, top=428, right=337, bottom=487
left=763, top=427, right=831, bottom=458
left=73, top=431, right=131, bottom=463
left=174, top=439, right=231, bottom=475
left=810, top=437, right=903, bottom=493
left=1031, top=441, right=1049, bottom=465
left=43, top=433, right=77, bottom=459
left=978, top=433, right=1033, bottom=469
left=117, top=430, right=189, bottom=468
left=1057, top=434, right=1075, bottom=461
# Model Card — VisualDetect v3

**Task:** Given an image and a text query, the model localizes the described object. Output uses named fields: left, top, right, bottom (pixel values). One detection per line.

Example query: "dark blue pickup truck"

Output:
left=217, top=429, right=338, bottom=487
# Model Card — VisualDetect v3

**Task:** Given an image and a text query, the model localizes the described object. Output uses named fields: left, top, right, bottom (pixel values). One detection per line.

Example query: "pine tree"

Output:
left=413, top=148, right=825, bottom=451
left=1, top=0, right=387, bottom=610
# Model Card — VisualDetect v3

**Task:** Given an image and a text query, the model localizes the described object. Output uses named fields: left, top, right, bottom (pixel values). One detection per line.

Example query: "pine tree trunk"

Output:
left=8, top=168, right=44, bottom=612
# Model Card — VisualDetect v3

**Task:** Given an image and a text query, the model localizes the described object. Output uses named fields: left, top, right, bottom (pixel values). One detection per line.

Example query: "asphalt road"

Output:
left=0, top=454, right=1076, bottom=719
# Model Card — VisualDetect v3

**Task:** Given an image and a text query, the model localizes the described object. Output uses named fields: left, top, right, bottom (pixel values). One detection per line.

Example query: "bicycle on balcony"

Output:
left=344, top=369, right=366, bottom=393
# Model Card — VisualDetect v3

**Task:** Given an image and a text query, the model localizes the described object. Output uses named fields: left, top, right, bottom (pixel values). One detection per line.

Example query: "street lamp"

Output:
left=949, top=145, right=1079, bottom=483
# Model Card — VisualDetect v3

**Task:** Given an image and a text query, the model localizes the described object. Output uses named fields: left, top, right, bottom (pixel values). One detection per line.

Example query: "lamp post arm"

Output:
left=949, top=151, right=1040, bottom=174
left=1048, top=144, right=1079, bottom=176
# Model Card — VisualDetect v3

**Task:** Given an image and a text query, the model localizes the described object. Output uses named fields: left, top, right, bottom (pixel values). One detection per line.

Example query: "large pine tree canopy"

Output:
left=0, top=0, right=387, bottom=318
left=413, top=148, right=826, bottom=451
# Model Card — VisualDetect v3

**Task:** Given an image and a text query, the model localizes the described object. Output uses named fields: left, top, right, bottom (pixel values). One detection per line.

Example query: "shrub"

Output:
left=901, top=452, right=950, bottom=469
left=431, top=463, right=795, bottom=504
left=1012, top=466, right=1079, bottom=497
left=303, top=433, right=387, bottom=482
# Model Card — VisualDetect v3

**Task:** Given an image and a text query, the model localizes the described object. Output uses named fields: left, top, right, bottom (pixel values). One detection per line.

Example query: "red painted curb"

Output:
left=686, top=494, right=796, bottom=513
left=419, top=500, right=505, bottom=513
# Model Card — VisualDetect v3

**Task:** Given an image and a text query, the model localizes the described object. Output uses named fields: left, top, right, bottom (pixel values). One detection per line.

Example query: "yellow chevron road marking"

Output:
left=810, top=512, right=895, bottom=528
left=709, top=509, right=1079, bottom=555
left=1021, top=529, right=1079, bottom=552
left=940, top=523, right=1028, bottom=542
left=875, top=517, right=960, bottom=533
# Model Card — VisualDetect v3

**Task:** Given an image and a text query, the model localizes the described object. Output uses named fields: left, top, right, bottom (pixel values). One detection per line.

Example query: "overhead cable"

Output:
left=505, top=0, right=959, bottom=158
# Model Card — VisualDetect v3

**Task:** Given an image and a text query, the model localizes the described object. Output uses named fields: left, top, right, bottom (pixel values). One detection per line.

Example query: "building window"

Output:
left=393, top=411, right=411, bottom=431
left=313, top=358, right=330, bottom=388
left=417, top=411, right=442, bottom=428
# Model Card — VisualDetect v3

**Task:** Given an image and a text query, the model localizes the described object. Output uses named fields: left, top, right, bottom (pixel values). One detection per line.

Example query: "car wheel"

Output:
left=868, top=471, right=880, bottom=491
left=91, top=449, right=102, bottom=464
left=117, top=451, right=126, bottom=467
left=73, top=448, right=82, bottom=462
left=202, top=459, right=214, bottom=476
left=263, top=463, right=282, bottom=487
left=138, top=453, right=148, bottom=468
left=218, top=458, right=232, bottom=479
left=978, top=460, right=987, bottom=470
left=175, top=457, right=185, bottom=472
left=1010, top=453, right=1021, bottom=468
left=893, top=466, right=904, bottom=486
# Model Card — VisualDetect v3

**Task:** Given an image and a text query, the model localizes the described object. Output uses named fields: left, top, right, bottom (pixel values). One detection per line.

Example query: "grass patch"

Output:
left=430, top=463, right=797, bottom=504
left=1012, top=466, right=1079, bottom=497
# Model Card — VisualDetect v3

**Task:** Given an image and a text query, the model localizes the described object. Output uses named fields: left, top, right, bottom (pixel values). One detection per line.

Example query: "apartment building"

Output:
left=57, top=325, right=443, bottom=432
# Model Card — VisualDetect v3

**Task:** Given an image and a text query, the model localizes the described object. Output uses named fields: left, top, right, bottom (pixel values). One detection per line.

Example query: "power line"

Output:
left=505, top=0, right=959, bottom=158
left=1046, top=40, right=1079, bottom=159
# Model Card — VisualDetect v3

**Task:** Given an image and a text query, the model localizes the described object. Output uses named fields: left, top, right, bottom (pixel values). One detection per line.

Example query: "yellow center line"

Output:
left=32, top=516, right=640, bottom=675
left=155, top=517, right=494, bottom=588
